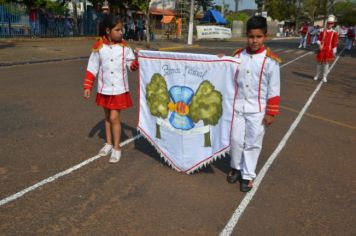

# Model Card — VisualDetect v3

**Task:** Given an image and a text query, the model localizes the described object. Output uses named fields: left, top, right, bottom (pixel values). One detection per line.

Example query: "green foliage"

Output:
left=334, top=1, right=356, bottom=26
left=225, top=12, right=249, bottom=27
left=146, top=73, right=170, bottom=119
left=263, top=0, right=297, bottom=21
left=130, top=0, right=150, bottom=12
left=189, top=80, right=222, bottom=126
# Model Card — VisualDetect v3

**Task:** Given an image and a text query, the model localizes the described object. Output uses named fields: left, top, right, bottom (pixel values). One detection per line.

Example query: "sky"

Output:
left=214, top=0, right=257, bottom=11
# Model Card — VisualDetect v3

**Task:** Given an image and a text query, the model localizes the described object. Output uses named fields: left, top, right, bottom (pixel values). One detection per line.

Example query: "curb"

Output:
left=0, top=56, right=89, bottom=67
left=271, top=37, right=300, bottom=40
left=0, top=43, right=197, bottom=67
left=159, top=44, right=200, bottom=51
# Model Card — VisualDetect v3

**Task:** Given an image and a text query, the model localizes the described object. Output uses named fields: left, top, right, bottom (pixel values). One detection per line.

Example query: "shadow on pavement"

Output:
left=88, top=120, right=138, bottom=143
left=292, top=71, right=315, bottom=80
left=0, top=43, right=15, bottom=49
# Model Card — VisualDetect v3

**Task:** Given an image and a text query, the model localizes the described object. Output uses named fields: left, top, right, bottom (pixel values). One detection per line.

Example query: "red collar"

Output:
left=246, top=46, right=265, bottom=55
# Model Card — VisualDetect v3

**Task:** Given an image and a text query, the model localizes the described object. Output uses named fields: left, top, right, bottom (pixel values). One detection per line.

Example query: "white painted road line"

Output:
left=284, top=49, right=294, bottom=53
left=0, top=134, right=143, bottom=206
left=281, top=51, right=313, bottom=67
left=220, top=48, right=345, bottom=236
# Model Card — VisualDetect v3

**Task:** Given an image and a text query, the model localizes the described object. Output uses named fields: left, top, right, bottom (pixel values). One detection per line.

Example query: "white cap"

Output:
left=102, top=0, right=109, bottom=10
left=327, top=15, right=335, bottom=23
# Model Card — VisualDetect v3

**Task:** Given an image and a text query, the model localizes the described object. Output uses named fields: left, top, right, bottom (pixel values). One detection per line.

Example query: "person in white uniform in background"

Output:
left=226, top=16, right=281, bottom=192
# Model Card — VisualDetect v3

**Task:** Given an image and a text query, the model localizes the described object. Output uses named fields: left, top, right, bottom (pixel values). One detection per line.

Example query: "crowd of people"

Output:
left=94, top=3, right=150, bottom=42
left=297, top=21, right=355, bottom=50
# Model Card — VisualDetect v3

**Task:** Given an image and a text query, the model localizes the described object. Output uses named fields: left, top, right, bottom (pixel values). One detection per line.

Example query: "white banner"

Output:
left=138, top=50, right=240, bottom=173
left=149, top=0, right=176, bottom=10
left=196, top=25, right=232, bottom=39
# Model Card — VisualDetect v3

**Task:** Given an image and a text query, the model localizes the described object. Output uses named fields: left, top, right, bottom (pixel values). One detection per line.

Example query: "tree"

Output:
left=188, top=80, right=223, bottom=147
left=146, top=73, right=170, bottom=139
left=225, top=12, right=249, bottom=27
left=334, top=0, right=356, bottom=26
left=235, top=0, right=239, bottom=12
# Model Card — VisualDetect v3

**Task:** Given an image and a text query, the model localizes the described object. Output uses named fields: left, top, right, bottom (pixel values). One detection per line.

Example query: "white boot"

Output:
left=314, top=64, right=321, bottom=80
left=322, top=64, right=329, bottom=82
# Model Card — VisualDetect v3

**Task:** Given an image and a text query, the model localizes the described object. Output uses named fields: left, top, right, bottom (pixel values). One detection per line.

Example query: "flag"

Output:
left=138, top=50, right=240, bottom=173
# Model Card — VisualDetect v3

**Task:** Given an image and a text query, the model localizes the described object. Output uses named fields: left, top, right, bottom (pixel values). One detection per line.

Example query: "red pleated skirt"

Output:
left=96, top=92, right=133, bottom=110
left=316, top=50, right=334, bottom=63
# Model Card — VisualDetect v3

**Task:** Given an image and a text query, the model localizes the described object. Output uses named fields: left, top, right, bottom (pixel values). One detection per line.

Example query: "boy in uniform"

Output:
left=227, top=16, right=281, bottom=192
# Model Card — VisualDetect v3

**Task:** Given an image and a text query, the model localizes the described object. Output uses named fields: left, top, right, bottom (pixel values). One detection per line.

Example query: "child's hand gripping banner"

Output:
left=138, top=50, right=240, bottom=173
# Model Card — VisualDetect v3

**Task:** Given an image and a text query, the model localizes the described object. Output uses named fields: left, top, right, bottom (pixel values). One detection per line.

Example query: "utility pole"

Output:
left=187, top=0, right=194, bottom=45
left=329, top=0, right=334, bottom=15
left=221, top=0, right=225, bottom=17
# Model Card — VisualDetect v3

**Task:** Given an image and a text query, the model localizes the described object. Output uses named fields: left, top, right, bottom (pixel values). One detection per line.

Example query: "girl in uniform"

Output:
left=83, top=14, right=139, bottom=163
left=313, top=15, right=338, bottom=83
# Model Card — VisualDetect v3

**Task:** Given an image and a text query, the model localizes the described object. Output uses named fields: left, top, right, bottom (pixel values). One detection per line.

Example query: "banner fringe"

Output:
left=137, top=127, right=230, bottom=174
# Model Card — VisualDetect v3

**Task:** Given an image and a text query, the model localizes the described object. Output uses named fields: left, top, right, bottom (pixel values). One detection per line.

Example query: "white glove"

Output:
left=333, top=47, right=337, bottom=55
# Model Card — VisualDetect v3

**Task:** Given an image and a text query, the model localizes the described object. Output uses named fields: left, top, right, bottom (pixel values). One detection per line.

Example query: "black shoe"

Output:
left=226, top=169, right=241, bottom=183
left=240, top=179, right=253, bottom=192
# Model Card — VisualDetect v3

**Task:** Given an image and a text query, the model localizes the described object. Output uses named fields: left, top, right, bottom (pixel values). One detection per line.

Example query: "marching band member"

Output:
left=83, top=14, right=139, bottom=163
left=227, top=16, right=281, bottom=192
left=299, top=22, right=309, bottom=48
left=346, top=26, right=355, bottom=51
left=314, top=15, right=338, bottom=83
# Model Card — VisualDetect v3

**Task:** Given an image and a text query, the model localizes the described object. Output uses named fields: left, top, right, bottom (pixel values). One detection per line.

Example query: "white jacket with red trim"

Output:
left=84, top=37, right=136, bottom=95
left=233, top=47, right=281, bottom=116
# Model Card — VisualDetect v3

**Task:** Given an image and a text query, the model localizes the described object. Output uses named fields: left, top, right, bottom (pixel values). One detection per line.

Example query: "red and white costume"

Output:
left=314, top=15, right=338, bottom=82
left=316, top=28, right=338, bottom=63
left=83, top=37, right=138, bottom=110
left=231, top=47, right=281, bottom=180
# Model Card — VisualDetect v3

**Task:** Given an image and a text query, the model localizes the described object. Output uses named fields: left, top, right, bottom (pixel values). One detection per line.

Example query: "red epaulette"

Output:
left=266, top=48, right=282, bottom=63
left=119, top=40, right=128, bottom=47
left=232, top=48, right=244, bottom=57
left=92, top=37, right=103, bottom=52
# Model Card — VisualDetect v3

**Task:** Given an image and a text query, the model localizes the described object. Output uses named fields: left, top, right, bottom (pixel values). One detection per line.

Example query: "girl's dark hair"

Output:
left=98, top=14, right=122, bottom=36
left=246, top=16, right=267, bottom=34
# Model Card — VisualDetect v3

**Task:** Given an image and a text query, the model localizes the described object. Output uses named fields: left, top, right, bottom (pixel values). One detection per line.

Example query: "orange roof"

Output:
left=149, top=8, right=176, bottom=16
left=161, top=15, right=175, bottom=24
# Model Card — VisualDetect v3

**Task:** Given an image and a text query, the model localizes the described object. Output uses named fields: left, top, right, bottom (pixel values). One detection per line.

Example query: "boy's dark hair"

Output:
left=99, top=14, right=122, bottom=37
left=246, top=16, right=267, bottom=34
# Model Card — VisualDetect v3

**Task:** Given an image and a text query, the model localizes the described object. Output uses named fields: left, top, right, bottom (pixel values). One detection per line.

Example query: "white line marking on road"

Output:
left=281, top=51, right=313, bottom=68
left=219, top=48, right=345, bottom=235
left=0, top=134, right=143, bottom=206
left=284, top=49, right=294, bottom=53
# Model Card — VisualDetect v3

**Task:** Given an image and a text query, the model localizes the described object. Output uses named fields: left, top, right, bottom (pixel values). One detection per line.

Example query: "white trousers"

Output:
left=230, top=111, right=265, bottom=180
left=312, top=35, right=318, bottom=44
left=299, top=35, right=307, bottom=48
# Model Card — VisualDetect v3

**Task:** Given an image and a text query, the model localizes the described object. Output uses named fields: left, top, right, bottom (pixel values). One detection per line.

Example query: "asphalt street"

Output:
left=0, top=39, right=355, bottom=235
